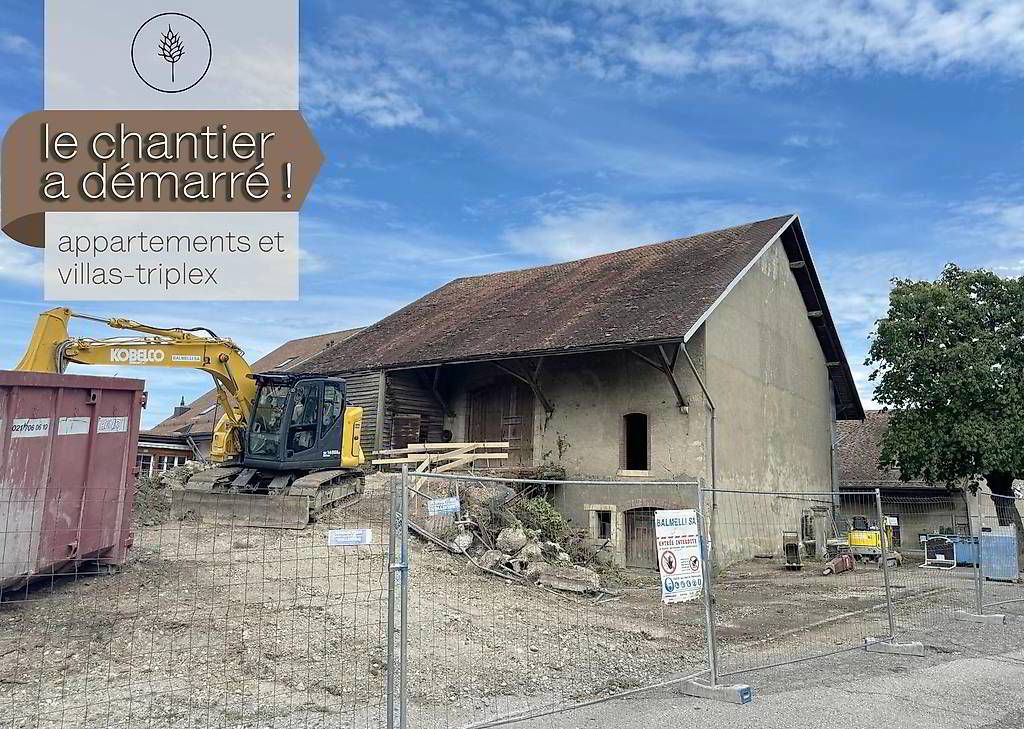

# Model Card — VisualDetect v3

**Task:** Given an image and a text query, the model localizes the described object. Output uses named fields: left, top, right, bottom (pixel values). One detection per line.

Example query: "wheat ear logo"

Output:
left=158, top=25, right=186, bottom=84
left=132, top=13, right=212, bottom=94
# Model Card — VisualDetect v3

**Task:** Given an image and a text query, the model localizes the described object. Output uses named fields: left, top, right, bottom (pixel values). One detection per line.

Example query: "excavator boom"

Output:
left=14, top=307, right=365, bottom=528
left=16, top=307, right=255, bottom=461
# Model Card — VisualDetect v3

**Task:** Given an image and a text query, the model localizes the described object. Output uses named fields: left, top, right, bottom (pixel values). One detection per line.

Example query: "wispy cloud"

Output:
left=502, top=195, right=779, bottom=260
left=0, top=31, right=37, bottom=60
left=0, top=246, right=42, bottom=285
left=300, top=1, right=1024, bottom=130
left=783, top=133, right=836, bottom=149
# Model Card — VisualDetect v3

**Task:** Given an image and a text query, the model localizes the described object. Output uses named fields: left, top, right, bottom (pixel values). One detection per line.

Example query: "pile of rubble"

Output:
left=472, top=525, right=602, bottom=594
left=133, top=462, right=205, bottom=525
left=413, top=478, right=604, bottom=595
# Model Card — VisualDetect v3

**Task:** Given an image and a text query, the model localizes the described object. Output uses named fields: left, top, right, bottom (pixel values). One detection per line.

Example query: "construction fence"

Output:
left=2, top=472, right=1022, bottom=728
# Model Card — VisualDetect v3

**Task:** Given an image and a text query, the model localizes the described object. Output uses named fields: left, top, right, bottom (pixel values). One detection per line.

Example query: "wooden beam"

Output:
left=431, top=367, right=455, bottom=417
left=629, top=346, right=687, bottom=411
left=493, top=359, right=554, bottom=415
left=657, top=345, right=688, bottom=410
left=373, top=371, right=387, bottom=453
left=628, top=348, right=663, bottom=372
left=373, top=441, right=509, bottom=455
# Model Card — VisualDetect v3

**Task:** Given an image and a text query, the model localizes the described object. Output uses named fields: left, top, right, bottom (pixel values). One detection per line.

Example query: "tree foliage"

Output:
left=867, top=265, right=1024, bottom=516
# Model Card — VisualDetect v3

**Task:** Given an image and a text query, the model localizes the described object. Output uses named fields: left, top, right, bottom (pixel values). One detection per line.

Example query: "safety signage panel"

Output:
left=655, top=509, right=703, bottom=605
left=427, top=496, right=461, bottom=516
left=327, top=529, right=373, bottom=546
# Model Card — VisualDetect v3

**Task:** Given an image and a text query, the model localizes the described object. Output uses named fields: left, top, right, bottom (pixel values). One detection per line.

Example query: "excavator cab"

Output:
left=243, top=372, right=362, bottom=471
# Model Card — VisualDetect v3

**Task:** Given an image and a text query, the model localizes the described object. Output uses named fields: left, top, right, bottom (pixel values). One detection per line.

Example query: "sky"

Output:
left=2, top=0, right=1024, bottom=428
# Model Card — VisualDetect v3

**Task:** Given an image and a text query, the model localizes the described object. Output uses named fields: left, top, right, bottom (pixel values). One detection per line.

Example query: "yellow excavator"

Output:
left=16, top=307, right=365, bottom=528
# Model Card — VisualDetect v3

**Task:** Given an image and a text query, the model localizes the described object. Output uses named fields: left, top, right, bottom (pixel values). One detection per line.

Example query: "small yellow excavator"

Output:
left=16, top=307, right=365, bottom=528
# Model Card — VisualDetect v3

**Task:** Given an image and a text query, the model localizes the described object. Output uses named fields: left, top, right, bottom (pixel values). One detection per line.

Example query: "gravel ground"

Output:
left=1, top=475, right=1020, bottom=729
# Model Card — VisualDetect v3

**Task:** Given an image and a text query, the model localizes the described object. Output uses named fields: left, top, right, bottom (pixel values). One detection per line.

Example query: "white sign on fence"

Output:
left=655, top=509, right=704, bottom=605
left=327, top=529, right=373, bottom=546
left=427, top=496, right=461, bottom=516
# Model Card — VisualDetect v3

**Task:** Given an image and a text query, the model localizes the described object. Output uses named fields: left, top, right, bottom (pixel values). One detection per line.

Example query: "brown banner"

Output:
left=1, top=110, right=323, bottom=248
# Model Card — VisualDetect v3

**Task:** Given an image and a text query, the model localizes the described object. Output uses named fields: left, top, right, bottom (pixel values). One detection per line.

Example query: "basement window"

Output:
left=623, top=413, right=649, bottom=471
left=596, top=510, right=613, bottom=540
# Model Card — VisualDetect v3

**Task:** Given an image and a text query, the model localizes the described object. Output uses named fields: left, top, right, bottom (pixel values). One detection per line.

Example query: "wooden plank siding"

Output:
left=383, top=370, right=447, bottom=450
left=341, top=370, right=384, bottom=458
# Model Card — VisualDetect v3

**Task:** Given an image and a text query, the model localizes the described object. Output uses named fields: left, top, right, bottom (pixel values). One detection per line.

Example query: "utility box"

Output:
left=0, top=370, right=145, bottom=592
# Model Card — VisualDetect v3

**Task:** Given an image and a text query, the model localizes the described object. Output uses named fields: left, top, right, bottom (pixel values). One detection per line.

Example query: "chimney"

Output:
left=172, top=396, right=189, bottom=418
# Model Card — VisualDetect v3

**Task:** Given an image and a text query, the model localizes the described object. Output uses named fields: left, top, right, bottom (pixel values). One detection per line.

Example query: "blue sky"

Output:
left=2, top=0, right=1024, bottom=427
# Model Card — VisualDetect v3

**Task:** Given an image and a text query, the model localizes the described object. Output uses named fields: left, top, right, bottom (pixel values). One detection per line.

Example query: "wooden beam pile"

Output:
left=371, top=441, right=510, bottom=474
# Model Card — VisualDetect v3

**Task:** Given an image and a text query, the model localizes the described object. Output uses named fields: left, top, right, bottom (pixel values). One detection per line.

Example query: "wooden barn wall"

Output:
left=342, top=370, right=383, bottom=457
left=383, top=370, right=446, bottom=448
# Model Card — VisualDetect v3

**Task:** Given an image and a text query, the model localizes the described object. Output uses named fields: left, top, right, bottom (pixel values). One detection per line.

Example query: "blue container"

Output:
left=981, top=527, right=1020, bottom=582
left=952, top=536, right=979, bottom=567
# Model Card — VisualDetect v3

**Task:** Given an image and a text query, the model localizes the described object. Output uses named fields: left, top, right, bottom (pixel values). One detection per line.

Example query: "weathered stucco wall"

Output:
left=702, top=238, right=836, bottom=561
left=532, top=345, right=707, bottom=481
left=422, top=237, right=838, bottom=565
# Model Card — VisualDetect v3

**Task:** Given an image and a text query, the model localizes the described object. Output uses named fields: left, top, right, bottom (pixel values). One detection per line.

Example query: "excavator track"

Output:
left=170, top=468, right=365, bottom=529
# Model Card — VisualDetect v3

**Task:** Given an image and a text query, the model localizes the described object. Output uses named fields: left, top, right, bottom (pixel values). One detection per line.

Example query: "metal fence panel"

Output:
left=980, top=492, right=1024, bottom=617
left=706, top=488, right=892, bottom=676
left=0, top=471, right=396, bottom=729
left=874, top=491, right=980, bottom=637
left=401, top=472, right=709, bottom=729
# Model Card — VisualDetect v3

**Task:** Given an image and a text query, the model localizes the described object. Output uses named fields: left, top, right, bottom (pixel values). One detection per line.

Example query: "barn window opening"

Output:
left=596, top=510, right=613, bottom=540
left=623, top=413, right=649, bottom=470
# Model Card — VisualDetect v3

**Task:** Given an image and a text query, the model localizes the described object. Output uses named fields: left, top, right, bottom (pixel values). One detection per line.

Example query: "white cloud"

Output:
left=300, top=1, right=1024, bottom=128
left=0, top=243, right=43, bottom=285
left=502, top=195, right=778, bottom=260
left=589, top=0, right=1024, bottom=79
left=0, top=31, right=36, bottom=59
left=950, top=197, right=1024, bottom=250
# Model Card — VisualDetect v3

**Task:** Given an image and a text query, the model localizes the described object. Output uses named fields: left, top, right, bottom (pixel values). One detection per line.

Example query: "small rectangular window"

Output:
left=623, top=413, right=649, bottom=471
left=596, top=510, right=613, bottom=540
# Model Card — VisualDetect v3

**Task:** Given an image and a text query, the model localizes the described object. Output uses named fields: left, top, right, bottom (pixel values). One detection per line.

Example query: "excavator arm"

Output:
left=16, top=307, right=255, bottom=462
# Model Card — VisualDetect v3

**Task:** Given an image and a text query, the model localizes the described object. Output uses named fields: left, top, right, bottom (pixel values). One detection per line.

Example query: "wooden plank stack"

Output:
left=371, top=441, right=509, bottom=474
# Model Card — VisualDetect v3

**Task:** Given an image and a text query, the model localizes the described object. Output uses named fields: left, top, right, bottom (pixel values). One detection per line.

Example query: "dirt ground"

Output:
left=1, top=475, right=1018, bottom=729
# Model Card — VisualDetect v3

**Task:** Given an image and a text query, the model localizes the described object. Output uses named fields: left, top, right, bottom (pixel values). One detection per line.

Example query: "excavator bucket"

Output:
left=170, top=467, right=364, bottom=529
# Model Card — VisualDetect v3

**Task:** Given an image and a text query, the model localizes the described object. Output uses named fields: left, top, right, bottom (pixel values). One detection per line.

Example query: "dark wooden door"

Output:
left=392, top=414, right=422, bottom=449
left=625, top=508, right=658, bottom=569
left=467, top=379, right=534, bottom=466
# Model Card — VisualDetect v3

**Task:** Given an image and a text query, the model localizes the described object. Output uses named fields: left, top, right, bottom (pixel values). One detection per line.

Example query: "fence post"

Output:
left=974, top=500, right=985, bottom=616
left=874, top=489, right=897, bottom=640
left=678, top=482, right=752, bottom=704
left=386, top=472, right=399, bottom=729
left=696, top=481, right=719, bottom=686
left=863, top=490, right=924, bottom=656
left=400, top=464, right=410, bottom=729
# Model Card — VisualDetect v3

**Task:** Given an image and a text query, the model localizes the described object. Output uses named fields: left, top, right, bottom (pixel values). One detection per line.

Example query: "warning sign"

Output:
left=655, top=509, right=703, bottom=605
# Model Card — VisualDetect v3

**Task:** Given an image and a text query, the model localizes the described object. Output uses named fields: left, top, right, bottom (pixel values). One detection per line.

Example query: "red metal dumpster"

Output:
left=0, top=370, right=145, bottom=592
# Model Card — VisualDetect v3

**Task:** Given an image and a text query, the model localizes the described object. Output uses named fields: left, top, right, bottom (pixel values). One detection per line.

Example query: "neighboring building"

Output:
left=298, top=215, right=864, bottom=565
left=836, top=410, right=971, bottom=551
left=837, top=409, right=1024, bottom=553
left=145, top=328, right=363, bottom=459
left=136, top=432, right=194, bottom=477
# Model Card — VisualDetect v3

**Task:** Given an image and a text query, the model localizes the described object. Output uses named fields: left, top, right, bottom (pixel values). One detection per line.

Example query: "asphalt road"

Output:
left=509, top=611, right=1024, bottom=729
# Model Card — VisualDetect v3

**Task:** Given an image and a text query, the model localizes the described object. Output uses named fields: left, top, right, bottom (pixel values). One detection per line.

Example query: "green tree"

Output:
left=866, top=265, right=1024, bottom=545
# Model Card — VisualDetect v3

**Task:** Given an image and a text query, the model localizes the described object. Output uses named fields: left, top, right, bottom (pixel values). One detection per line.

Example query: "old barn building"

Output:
left=298, top=214, right=864, bottom=565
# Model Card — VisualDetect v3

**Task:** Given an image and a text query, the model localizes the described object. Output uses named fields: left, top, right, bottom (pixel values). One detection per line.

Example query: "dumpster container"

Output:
left=0, top=370, right=145, bottom=592
left=981, top=526, right=1020, bottom=583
